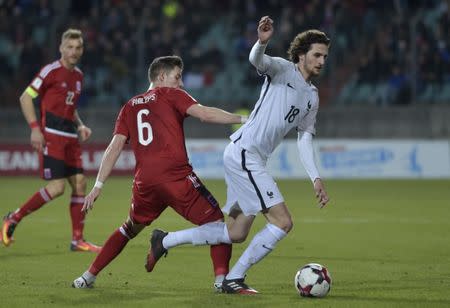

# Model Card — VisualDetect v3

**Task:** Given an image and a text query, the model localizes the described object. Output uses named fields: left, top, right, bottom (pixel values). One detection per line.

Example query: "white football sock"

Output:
left=162, top=222, right=231, bottom=249
left=215, top=274, right=225, bottom=284
left=82, top=271, right=96, bottom=284
left=226, top=223, right=287, bottom=280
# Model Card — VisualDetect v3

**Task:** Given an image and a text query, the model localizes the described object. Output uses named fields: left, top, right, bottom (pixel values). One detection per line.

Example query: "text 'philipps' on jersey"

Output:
left=132, top=94, right=156, bottom=106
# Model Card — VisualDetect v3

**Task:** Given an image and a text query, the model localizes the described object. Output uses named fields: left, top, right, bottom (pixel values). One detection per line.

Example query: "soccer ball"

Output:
left=294, top=263, right=332, bottom=298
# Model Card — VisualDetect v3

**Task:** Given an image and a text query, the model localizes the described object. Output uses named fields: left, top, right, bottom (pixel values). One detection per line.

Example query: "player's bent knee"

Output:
left=267, top=210, right=293, bottom=233
left=73, top=176, right=87, bottom=194
left=120, top=219, right=145, bottom=239
left=77, top=179, right=87, bottom=193
left=269, top=218, right=293, bottom=234
left=228, top=230, right=249, bottom=243
left=279, top=219, right=293, bottom=233
left=231, top=235, right=247, bottom=243
left=285, top=221, right=293, bottom=233
left=51, top=188, right=65, bottom=198
left=46, top=181, right=65, bottom=198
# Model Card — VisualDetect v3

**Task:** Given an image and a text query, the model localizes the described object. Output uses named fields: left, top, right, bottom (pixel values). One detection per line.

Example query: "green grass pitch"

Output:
left=1, top=177, right=450, bottom=307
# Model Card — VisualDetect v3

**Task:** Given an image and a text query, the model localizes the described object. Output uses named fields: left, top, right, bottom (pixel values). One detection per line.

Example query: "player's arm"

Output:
left=249, top=16, right=275, bottom=73
left=82, top=134, right=127, bottom=213
left=186, top=104, right=247, bottom=124
left=297, top=131, right=329, bottom=208
left=20, top=89, right=45, bottom=152
left=74, top=110, right=92, bottom=142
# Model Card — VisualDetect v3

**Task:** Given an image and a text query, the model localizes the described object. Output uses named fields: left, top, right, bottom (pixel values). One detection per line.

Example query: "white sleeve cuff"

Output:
left=297, top=131, right=320, bottom=183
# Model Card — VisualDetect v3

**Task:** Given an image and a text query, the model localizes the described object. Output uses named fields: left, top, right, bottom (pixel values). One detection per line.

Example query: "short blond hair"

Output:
left=61, top=29, right=83, bottom=42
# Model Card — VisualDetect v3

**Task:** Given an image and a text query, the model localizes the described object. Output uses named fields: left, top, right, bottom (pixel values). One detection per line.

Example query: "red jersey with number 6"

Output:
left=114, top=87, right=197, bottom=186
left=27, top=60, right=83, bottom=138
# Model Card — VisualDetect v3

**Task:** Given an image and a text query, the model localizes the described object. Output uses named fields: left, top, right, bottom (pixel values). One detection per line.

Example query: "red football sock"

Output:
left=88, top=229, right=129, bottom=276
left=11, top=188, right=53, bottom=222
left=210, top=243, right=232, bottom=276
left=70, top=195, right=86, bottom=241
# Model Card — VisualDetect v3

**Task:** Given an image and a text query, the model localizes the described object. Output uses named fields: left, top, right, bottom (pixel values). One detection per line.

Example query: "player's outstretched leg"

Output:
left=221, top=277, right=259, bottom=295
left=145, top=229, right=168, bottom=272
left=2, top=188, right=55, bottom=246
left=1, top=212, right=18, bottom=247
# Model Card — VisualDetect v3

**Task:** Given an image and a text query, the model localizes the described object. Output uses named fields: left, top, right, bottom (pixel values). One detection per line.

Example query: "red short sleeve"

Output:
left=113, top=105, right=130, bottom=138
left=168, top=89, right=197, bottom=116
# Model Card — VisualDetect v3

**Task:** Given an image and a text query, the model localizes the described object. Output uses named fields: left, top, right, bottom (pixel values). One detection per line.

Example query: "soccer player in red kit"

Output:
left=72, top=55, right=246, bottom=290
left=1, top=29, right=101, bottom=252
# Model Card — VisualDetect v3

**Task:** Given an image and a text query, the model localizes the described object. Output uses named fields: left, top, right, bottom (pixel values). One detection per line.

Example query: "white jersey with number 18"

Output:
left=230, top=56, right=319, bottom=161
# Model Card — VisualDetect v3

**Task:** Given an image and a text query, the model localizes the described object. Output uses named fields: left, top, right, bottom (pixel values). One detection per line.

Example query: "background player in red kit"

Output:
left=1, top=29, right=101, bottom=253
left=72, top=56, right=246, bottom=290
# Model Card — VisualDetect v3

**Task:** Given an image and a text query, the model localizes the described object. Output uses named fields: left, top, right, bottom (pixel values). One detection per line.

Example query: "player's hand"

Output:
left=30, top=128, right=45, bottom=152
left=313, top=178, right=330, bottom=208
left=82, top=187, right=101, bottom=213
left=257, top=16, right=274, bottom=44
left=78, top=125, right=92, bottom=142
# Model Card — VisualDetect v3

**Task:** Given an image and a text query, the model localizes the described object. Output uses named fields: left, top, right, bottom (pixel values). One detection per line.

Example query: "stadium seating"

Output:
left=1, top=1, right=449, bottom=109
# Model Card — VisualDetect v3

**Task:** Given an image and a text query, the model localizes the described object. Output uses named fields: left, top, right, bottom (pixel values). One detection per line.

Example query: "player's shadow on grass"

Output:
left=57, top=286, right=269, bottom=306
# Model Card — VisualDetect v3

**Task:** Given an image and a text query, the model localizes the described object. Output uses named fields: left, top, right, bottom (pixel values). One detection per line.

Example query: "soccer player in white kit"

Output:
left=146, top=16, right=331, bottom=294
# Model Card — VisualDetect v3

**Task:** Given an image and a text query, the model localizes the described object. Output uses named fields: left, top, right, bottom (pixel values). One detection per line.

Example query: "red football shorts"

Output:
left=130, top=172, right=223, bottom=226
left=40, top=133, right=83, bottom=180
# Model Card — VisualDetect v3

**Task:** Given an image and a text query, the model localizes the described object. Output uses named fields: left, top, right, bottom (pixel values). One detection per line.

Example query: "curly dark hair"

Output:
left=287, top=30, right=330, bottom=63
left=148, top=56, right=184, bottom=82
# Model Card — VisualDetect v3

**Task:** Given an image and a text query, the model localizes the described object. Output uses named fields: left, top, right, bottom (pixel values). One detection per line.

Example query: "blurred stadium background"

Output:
left=1, top=0, right=450, bottom=143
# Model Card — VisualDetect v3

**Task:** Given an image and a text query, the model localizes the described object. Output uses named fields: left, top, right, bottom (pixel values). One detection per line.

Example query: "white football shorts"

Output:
left=222, top=141, right=284, bottom=216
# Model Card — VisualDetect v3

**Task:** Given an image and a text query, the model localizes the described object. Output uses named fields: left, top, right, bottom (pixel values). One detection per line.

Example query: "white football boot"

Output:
left=72, top=276, right=95, bottom=288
